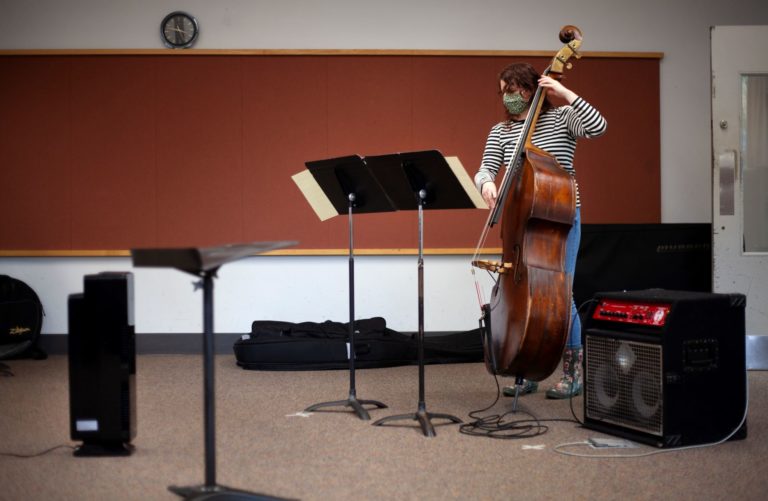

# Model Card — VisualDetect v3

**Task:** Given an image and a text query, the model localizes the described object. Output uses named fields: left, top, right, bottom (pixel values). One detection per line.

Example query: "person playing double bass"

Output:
left=474, top=62, right=607, bottom=399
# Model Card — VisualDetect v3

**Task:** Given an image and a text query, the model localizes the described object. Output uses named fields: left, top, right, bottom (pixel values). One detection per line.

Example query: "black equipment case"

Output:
left=234, top=317, right=482, bottom=370
left=0, top=275, right=46, bottom=360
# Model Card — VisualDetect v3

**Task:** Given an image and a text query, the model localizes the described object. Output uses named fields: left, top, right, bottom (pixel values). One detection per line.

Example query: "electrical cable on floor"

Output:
left=459, top=373, right=580, bottom=440
left=564, top=298, right=600, bottom=427
left=461, top=298, right=596, bottom=439
left=0, top=444, right=76, bottom=458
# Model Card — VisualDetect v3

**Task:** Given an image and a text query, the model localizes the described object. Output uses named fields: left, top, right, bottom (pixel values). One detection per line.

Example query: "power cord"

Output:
left=0, top=444, right=76, bottom=458
left=564, top=297, right=600, bottom=426
left=459, top=373, right=580, bottom=439
left=461, top=298, right=598, bottom=439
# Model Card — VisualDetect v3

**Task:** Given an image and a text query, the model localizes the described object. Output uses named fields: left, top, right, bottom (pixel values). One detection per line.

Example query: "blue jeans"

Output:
left=565, top=208, right=581, bottom=348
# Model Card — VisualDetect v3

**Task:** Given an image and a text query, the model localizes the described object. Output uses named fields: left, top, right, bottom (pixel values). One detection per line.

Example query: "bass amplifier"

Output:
left=583, top=289, right=747, bottom=448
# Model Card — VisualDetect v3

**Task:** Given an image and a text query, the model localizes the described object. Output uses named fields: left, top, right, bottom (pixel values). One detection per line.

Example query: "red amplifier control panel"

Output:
left=592, top=299, right=672, bottom=327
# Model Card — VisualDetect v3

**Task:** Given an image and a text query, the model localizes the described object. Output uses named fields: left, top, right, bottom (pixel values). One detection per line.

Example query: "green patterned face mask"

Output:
left=503, top=92, right=528, bottom=115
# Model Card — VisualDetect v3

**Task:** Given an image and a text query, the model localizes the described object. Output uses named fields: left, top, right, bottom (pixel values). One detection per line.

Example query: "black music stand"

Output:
left=366, top=150, right=477, bottom=437
left=132, top=242, right=297, bottom=501
left=298, top=155, right=393, bottom=420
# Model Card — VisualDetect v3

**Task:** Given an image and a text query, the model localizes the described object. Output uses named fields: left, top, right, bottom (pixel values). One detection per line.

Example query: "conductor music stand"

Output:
left=131, top=242, right=297, bottom=501
left=294, top=155, right=393, bottom=420
left=366, top=150, right=481, bottom=437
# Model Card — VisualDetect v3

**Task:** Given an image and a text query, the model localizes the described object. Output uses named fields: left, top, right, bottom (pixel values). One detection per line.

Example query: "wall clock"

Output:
left=160, top=11, right=199, bottom=49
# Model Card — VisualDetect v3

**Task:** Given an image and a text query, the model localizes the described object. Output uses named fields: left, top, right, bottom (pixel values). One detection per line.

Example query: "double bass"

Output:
left=472, top=26, right=583, bottom=383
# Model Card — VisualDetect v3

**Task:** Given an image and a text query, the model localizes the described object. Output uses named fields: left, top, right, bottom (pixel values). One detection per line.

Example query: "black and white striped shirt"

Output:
left=475, top=97, right=607, bottom=207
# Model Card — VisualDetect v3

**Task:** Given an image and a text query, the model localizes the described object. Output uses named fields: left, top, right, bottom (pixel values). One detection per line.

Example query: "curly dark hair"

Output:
left=498, top=62, right=552, bottom=121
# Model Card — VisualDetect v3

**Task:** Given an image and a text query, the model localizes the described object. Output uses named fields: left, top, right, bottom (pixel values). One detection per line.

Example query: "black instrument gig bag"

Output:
left=0, top=275, right=46, bottom=360
left=233, top=317, right=482, bottom=370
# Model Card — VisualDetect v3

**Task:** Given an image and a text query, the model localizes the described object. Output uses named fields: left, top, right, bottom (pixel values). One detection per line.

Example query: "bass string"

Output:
left=470, top=65, right=553, bottom=310
left=470, top=111, right=528, bottom=310
left=471, top=178, right=503, bottom=308
left=471, top=228, right=492, bottom=307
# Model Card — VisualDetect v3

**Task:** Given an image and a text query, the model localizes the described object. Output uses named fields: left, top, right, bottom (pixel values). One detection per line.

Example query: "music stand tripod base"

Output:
left=168, top=484, right=297, bottom=501
left=372, top=402, right=463, bottom=438
left=165, top=435, right=296, bottom=500
left=305, top=390, right=387, bottom=421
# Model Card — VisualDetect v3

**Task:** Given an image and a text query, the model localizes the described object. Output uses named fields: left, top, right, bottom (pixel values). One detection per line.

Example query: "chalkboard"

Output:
left=0, top=51, right=660, bottom=255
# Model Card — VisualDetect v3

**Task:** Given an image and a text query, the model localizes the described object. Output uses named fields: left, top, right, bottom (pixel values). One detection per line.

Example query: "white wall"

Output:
left=1, top=255, right=495, bottom=334
left=1, top=0, right=767, bottom=335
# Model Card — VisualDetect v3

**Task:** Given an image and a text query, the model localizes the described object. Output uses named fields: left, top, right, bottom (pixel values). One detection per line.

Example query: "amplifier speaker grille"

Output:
left=585, top=335, right=663, bottom=436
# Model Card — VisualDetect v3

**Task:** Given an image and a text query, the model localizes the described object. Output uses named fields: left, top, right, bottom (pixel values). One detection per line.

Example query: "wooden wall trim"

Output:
left=0, top=49, right=664, bottom=59
left=0, top=248, right=503, bottom=257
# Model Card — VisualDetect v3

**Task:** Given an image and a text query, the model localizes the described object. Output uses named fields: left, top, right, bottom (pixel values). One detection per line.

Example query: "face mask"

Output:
left=503, top=92, right=528, bottom=115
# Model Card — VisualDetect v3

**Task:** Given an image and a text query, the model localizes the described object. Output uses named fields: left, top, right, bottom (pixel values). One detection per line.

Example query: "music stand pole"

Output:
left=131, top=242, right=297, bottom=501
left=348, top=195, right=358, bottom=399
left=305, top=193, right=388, bottom=419
left=416, top=191, right=428, bottom=414
left=372, top=189, right=463, bottom=437
left=202, top=271, right=217, bottom=488
left=166, top=270, right=223, bottom=496
left=172, top=269, right=292, bottom=501
left=346, top=194, right=361, bottom=407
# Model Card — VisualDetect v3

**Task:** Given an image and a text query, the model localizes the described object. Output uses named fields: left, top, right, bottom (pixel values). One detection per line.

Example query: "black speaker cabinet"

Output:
left=573, top=224, right=711, bottom=309
left=68, top=272, right=136, bottom=456
left=583, top=289, right=747, bottom=448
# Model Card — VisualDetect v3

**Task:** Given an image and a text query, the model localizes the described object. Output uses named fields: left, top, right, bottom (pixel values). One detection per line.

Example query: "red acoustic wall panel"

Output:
left=0, top=53, right=660, bottom=253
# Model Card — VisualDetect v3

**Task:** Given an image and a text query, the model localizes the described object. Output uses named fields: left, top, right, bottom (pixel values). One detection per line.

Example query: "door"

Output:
left=711, top=25, right=768, bottom=368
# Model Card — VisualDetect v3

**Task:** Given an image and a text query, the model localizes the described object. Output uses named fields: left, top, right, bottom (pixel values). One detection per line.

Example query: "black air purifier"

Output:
left=583, top=289, right=747, bottom=448
left=68, top=272, right=136, bottom=456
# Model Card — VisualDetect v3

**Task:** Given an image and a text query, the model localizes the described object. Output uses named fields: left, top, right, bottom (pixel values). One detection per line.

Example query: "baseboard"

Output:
left=38, top=331, right=456, bottom=356
left=39, top=333, right=245, bottom=355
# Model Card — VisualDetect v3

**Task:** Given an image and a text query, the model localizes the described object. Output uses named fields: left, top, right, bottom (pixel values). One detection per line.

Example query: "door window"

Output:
left=742, top=74, right=768, bottom=253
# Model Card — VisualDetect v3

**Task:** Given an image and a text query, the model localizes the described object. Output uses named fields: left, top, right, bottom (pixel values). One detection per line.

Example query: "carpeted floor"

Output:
left=0, top=355, right=766, bottom=500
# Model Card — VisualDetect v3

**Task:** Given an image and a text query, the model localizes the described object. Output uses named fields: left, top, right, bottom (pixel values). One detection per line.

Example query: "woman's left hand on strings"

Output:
left=538, top=75, right=578, bottom=103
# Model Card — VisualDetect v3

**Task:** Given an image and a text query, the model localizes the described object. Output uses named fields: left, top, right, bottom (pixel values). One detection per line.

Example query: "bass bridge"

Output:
left=471, top=259, right=513, bottom=274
